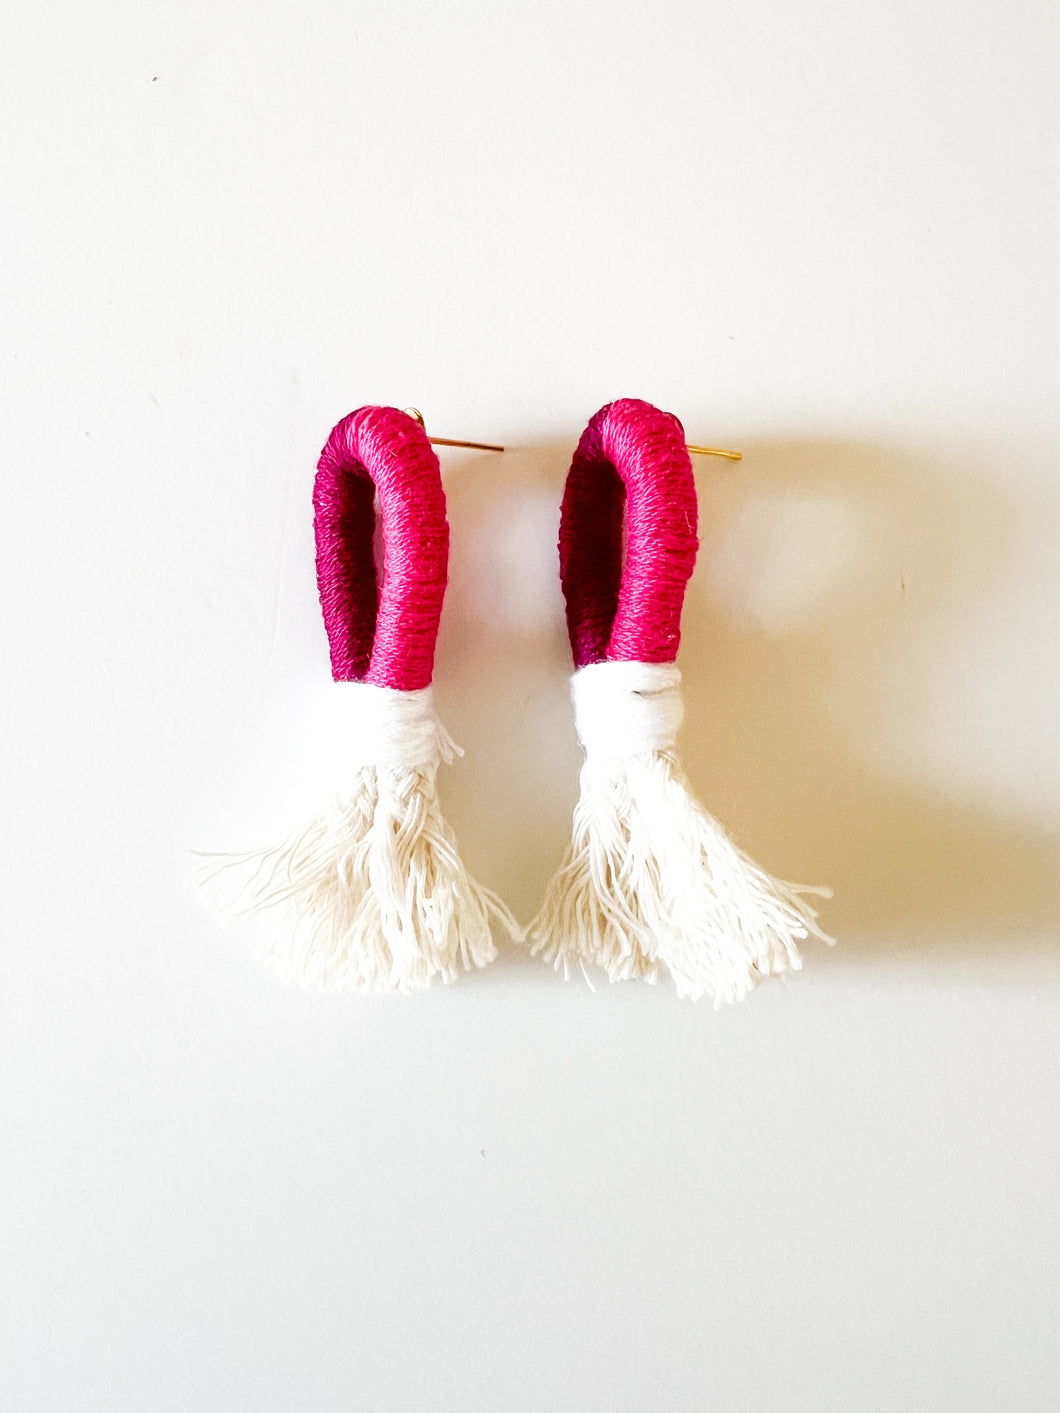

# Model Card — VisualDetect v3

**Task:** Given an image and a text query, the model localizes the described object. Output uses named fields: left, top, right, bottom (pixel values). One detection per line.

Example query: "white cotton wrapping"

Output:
left=528, top=660, right=832, bottom=1004
left=199, top=683, right=514, bottom=993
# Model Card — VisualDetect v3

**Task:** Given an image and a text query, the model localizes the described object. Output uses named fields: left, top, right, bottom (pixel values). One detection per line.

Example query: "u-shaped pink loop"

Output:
left=313, top=406, right=448, bottom=691
left=558, top=399, right=699, bottom=669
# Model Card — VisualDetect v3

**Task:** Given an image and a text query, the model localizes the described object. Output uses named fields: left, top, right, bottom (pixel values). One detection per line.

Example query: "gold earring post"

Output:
left=403, top=407, right=504, bottom=453
left=403, top=408, right=736, bottom=459
left=686, top=444, right=743, bottom=461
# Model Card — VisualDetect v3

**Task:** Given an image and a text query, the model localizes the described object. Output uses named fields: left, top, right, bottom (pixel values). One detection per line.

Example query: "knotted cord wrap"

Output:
left=332, top=682, right=458, bottom=772
left=199, top=405, right=515, bottom=993
left=530, top=398, right=832, bottom=1004
left=572, top=660, right=684, bottom=757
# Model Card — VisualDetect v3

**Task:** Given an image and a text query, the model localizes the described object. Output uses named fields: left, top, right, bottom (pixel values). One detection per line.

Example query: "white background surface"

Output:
left=3, top=2, right=1059, bottom=1409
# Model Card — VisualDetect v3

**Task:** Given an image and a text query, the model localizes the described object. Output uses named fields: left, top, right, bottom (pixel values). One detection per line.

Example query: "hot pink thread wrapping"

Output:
left=313, top=406, right=448, bottom=692
left=559, top=398, right=699, bottom=669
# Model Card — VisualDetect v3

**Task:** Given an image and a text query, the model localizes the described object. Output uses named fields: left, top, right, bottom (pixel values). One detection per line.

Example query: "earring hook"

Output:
left=403, top=408, right=739, bottom=460
left=686, top=444, right=743, bottom=461
left=403, top=408, right=504, bottom=453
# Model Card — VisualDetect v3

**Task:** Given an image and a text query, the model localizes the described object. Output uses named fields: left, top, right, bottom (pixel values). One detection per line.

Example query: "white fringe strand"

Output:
left=528, top=662, right=833, bottom=1004
left=198, top=685, right=515, bottom=993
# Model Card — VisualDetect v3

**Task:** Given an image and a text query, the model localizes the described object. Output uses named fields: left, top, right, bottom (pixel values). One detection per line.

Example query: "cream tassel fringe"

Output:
left=528, top=661, right=832, bottom=1004
left=198, top=684, right=515, bottom=993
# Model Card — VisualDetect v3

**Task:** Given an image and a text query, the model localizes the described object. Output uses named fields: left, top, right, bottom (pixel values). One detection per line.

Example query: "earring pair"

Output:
left=206, top=400, right=830, bottom=1002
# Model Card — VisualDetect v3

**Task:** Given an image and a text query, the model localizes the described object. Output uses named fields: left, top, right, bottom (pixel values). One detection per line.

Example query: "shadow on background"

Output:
left=682, top=438, right=1060, bottom=960
left=435, top=434, right=1060, bottom=964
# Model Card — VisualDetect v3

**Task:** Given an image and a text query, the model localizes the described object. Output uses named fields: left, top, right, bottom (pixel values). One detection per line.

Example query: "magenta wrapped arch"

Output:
left=313, top=405, right=448, bottom=691
left=559, top=398, right=699, bottom=669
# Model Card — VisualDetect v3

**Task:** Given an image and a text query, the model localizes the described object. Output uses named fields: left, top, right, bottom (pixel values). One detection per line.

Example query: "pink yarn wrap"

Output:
left=313, top=406, right=448, bottom=691
left=558, top=399, right=699, bottom=669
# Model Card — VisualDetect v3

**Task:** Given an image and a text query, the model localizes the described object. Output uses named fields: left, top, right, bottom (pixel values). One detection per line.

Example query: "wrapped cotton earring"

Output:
left=202, top=405, right=516, bottom=993
left=528, top=398, right=832, bottom=1003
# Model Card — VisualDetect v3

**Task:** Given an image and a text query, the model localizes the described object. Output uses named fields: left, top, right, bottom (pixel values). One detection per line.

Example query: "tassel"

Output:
left=199, top=405, right=515, bottom=992
left=529, top=662, right=831, bottom=1003
left=527, top=398, right=832, bottom=1003
left=201, top=684, right=512, bottom=992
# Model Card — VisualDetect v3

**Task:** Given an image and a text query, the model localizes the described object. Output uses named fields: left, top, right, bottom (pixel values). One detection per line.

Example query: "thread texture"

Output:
left=314, top=405, right=448, bottom=691
left=559, top=398, right=698, bottom=668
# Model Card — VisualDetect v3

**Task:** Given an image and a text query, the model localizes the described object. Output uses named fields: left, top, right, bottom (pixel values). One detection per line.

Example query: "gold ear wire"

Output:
left=686, top=444, right=742, bottom=461
left=403, top=407, right=504, bottom=453
left=402, top=407, right=739, bottom=460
